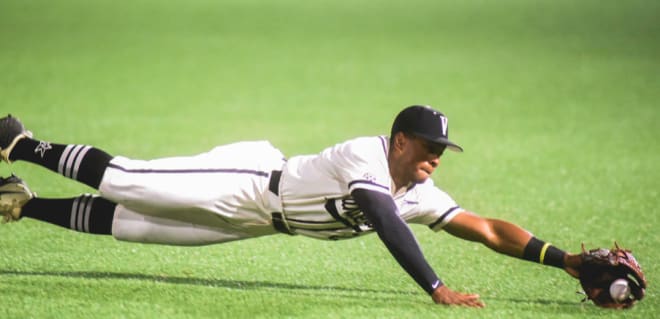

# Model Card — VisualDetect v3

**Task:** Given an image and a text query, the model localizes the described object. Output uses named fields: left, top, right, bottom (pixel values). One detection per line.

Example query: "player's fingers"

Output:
left=459, top=293, right=484, bottom=308
left=467, top=297, right=485, bottom=308
left=461, top=299, right=484, bottom=308
left=432, top=287, right=484, bottom=307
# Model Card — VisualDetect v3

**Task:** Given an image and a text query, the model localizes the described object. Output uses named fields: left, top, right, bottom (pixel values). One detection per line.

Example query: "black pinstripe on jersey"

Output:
left=107, top=163, right=270, bottom=177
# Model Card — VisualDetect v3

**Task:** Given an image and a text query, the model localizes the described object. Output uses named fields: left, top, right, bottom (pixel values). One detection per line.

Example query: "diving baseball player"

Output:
left=0, top=105, right=592, bottom=307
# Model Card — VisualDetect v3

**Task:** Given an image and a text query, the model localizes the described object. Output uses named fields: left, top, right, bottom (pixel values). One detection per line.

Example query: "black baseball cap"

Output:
left=391, top=105, right=464, bottom=152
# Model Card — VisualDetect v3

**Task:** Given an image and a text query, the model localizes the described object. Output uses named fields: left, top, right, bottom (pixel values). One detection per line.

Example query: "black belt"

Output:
left=269, top=170, right=281, bottom=196
left=269, top=170, right=294, bottom=235
left=271, top=212, right=294, bottom=235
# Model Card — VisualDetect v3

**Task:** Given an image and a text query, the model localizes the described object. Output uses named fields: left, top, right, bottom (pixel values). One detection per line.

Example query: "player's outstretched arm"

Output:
left=352, top=189, right=484, bottom=307
left=443, top=211, right=582, bottom=277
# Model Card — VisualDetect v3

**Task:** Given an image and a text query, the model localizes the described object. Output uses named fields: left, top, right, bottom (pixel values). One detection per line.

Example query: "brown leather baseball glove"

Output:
left=578, top=242, right=647, bottom=309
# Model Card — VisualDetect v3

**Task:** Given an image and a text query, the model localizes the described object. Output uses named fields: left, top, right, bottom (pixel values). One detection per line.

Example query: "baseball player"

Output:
left=0, top=105, right=586, bottom=307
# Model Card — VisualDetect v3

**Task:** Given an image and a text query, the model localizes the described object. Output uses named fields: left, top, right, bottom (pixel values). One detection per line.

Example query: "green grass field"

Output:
left=1, top=0, right=658, bottom=318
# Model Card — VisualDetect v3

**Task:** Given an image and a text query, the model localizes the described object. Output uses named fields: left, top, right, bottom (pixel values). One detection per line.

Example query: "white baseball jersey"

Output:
left=103, top=137, right=462, bottom=245
left=279, top=136, right=462, bottom=240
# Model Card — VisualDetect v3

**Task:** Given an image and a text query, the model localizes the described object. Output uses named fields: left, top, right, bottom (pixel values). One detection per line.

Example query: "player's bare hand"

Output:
left=431, top=285, right=484, bottom=308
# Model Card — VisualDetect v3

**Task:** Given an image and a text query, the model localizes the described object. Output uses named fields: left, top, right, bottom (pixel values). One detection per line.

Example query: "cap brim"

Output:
left=444, top=143, right=464, bottom=153
left=413, top=133, right=464, bottom=153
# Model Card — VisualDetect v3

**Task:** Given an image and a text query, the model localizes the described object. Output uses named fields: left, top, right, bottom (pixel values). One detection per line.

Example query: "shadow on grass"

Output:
left=3, top=269, right=586, bottom=307
left=490, top=297, right=581, bottom=307
left=1, top=269, right=587, bottom=311
left=0, top=269, right=413, bottom=296
left=487, top=297, right=595, bottom=315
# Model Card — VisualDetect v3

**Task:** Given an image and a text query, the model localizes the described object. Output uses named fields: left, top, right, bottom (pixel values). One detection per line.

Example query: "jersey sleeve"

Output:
left=351, top=188, right=443, bottom=294
left=325, top=136, right=391, bottom=195
left=404, top=181, right=464, bottom=232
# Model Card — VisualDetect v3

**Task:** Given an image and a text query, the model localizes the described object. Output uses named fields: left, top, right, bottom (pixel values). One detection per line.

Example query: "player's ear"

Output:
left=393, top=132, right=408, bottom=151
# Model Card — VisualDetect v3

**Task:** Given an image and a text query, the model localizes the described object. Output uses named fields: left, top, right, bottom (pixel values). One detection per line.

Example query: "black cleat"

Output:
left=0, top=174, right=36, bottom=222
left=0, top=115, right=32, bottom=163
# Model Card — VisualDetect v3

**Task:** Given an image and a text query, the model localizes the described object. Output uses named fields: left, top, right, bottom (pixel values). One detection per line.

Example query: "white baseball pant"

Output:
left=98, top=141, right=286, bottom=245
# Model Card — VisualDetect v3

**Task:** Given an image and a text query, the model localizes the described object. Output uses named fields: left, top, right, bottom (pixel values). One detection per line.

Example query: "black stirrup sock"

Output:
left=10, top=138, right=113, bottom=189
left=21, top=195, right=116, bottom=235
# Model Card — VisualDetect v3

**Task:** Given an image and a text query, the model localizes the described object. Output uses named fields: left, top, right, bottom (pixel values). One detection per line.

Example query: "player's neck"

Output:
left=387, top=160, right=407, bottom=192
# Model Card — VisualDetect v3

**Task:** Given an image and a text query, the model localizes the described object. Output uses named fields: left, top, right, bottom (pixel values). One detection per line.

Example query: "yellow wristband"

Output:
left=539, top=243, right=551, bottom=264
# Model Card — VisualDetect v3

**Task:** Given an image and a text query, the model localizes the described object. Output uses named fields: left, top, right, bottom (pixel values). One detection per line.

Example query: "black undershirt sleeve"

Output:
left=351, top=188, right=442, bottom=295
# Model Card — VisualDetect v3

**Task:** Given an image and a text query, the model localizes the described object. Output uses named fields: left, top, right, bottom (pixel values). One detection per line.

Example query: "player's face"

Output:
left=397, top=134, right=445, bottom=184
